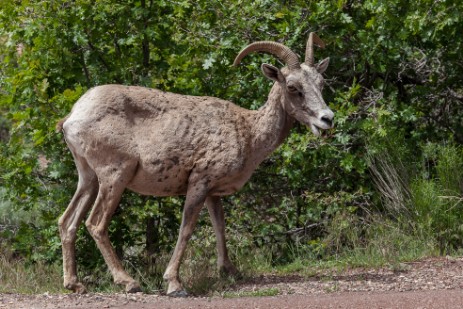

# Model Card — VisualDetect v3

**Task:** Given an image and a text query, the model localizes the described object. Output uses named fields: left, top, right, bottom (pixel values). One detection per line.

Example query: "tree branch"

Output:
left=447, top=88, right=463, bottom=102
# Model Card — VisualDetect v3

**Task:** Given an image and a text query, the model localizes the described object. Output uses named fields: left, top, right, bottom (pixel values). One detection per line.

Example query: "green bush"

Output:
left=1, top=0, right=463, bottom=291
left=410, top=145, right=463, bottom=254
left=368, top=141, right=463, bottom=256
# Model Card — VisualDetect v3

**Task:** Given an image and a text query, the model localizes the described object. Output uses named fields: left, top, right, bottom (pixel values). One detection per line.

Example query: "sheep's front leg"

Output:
left=163, top=182, right=208, bottom=297
left=205, top=196, right=239, bottom=277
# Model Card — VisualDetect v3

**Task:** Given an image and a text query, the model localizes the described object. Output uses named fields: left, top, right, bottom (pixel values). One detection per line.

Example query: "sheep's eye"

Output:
left=287, top=85, right=303, bottom=98
left=287, top=85, right=298, bottom=93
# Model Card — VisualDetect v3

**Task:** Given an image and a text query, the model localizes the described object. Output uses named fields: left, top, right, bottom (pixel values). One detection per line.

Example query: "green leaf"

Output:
left=202, top=54, right=216, bottom=70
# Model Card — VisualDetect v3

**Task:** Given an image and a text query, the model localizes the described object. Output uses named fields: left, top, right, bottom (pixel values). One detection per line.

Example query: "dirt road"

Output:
left=3, top=257, right=463, bottom=309
left=6, top=290, right=463, bottom=309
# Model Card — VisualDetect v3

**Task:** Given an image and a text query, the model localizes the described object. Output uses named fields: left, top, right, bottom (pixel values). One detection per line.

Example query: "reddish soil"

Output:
left=3, top=257, right=463, bottom=309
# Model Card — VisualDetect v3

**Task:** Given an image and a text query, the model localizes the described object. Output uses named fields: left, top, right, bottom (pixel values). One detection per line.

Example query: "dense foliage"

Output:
left=1, top=0, right=463, bottom=285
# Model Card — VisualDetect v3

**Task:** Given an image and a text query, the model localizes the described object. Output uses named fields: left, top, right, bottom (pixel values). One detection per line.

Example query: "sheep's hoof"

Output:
left=125, top=282, right=142, bottom=293
left=167, top=290, right=189, bottom=298
left=66, top=282, right=87, bottom=294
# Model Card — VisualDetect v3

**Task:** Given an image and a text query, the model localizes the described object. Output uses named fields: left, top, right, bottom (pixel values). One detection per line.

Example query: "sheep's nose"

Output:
left=320, top=109, right=334, bottom=128
left=321, top=115, right=333, bottom=127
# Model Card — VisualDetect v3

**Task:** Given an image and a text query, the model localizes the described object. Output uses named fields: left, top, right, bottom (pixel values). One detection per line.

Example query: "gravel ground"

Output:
left=2, top=257, right=463, bottom=309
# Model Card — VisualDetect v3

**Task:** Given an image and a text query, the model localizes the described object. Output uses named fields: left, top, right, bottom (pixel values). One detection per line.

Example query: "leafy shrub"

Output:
left=410, top=145, right=463, bottom=254
left=1, top=0, right=463, bottom=289
left=368, top=141, right=463, bottom=256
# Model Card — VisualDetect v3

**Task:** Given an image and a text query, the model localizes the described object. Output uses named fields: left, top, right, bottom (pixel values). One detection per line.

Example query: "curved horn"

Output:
left=233, top=41, right=300, bottom=70
left=305, top=32, right=326, bottom=66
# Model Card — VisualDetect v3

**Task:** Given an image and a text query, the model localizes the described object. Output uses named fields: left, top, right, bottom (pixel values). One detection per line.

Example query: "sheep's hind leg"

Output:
left=59, top=155, right=98, bottom=294
left=206, top=196, right=240, bottom=278
left=85, top=160, right=142, bottom=293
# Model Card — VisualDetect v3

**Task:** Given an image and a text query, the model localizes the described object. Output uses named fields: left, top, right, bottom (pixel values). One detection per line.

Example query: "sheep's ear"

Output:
left=316, top=57, right=330, bottom=74
left=261, top=64, right=285, bottom=83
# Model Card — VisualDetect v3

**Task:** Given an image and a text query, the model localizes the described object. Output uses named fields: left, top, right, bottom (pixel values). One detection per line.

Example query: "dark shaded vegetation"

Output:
left=1, top=0, right=463, bottom=293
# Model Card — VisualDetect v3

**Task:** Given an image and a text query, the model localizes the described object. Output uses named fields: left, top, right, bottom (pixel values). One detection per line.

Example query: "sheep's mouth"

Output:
left=309, top=122, right=334, bottom=137
left=309, top=124, right=321, bottom=136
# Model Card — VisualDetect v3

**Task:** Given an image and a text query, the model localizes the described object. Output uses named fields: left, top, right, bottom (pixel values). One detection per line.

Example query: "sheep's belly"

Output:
left=127, top=165, right=189, bottom=196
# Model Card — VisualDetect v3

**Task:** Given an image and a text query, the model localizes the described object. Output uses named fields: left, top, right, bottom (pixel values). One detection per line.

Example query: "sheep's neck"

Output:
left=250, top=84, right=294, bottom=161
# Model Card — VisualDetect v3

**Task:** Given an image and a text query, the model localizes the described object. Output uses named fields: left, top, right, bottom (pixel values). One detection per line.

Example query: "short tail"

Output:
left=55, top=115, right=70, bottom=133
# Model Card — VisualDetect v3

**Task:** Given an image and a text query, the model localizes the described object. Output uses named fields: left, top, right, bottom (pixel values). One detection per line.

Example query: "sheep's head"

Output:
left=234, top=33, right=334, bottom=136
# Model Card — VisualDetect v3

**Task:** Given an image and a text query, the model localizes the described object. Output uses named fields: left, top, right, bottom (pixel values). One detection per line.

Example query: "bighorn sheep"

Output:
left=57, top=33, right=334, bottom=297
